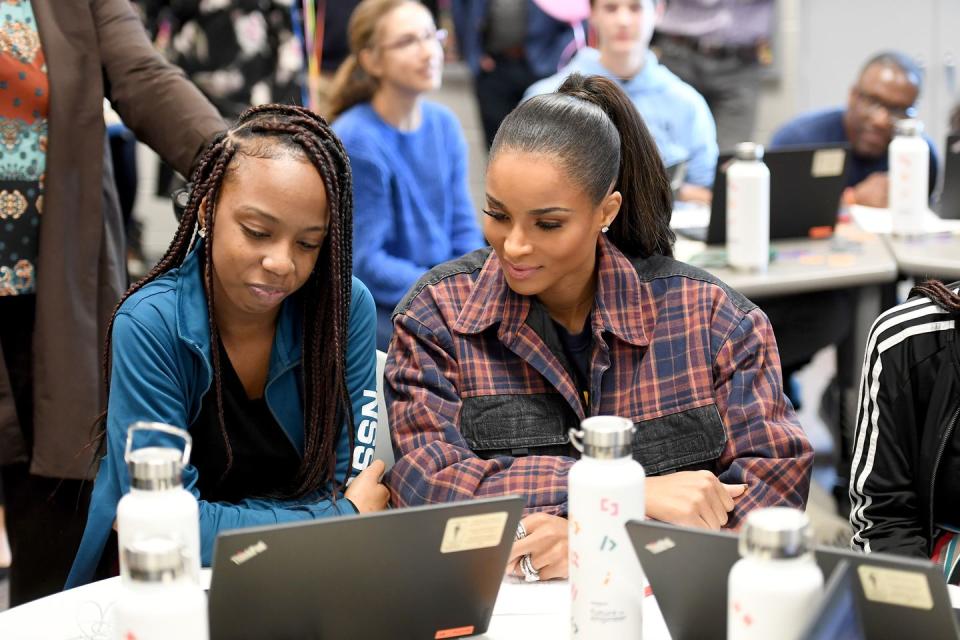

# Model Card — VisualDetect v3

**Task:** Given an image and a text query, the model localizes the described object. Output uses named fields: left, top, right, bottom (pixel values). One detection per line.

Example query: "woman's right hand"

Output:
left=344, top=459, right=390, bottom=513
left=645, top=470, right=747, bottom=529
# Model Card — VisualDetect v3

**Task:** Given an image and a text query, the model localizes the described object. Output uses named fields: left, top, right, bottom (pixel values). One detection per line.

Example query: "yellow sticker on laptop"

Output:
left=857, top=565, right=934, bottom=610
left=440, top=512, right=509, bottom=554
left=811, top=148, right=846, bottom=178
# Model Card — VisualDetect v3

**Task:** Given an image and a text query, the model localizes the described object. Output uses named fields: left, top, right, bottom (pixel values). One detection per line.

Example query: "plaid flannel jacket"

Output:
left=384, top=236, right=812, bottom=527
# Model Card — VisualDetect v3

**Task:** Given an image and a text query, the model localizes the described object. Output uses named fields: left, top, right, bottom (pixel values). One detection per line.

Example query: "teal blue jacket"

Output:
left=66, top=245, right=378, bottom=587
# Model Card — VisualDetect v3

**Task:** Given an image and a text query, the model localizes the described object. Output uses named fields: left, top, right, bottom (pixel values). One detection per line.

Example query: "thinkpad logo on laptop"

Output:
left=231, top=540, right=268, bottom=565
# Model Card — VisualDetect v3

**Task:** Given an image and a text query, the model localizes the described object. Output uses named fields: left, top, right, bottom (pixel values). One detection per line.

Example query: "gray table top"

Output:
left=673, top=226, right=899, bottom=298
left=884, top=235, right=960, bottom=280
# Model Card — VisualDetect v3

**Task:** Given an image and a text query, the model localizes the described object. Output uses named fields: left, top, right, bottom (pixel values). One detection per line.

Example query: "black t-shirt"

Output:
left=189, top=339, right=301, bottom=503
left=552, top=320, right=594, bottom=409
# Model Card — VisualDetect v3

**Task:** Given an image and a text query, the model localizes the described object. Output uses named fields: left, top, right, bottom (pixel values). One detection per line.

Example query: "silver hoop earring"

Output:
left=601, top=225, right=610, bottom=234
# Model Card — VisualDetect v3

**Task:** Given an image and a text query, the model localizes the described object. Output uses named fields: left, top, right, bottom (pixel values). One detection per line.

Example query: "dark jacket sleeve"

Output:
left=93, top=0, right=225, bottom=176
left=849, top=321, right=929, bottom=558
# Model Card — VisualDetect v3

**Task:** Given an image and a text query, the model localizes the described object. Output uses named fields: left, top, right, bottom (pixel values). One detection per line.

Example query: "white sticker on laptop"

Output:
left=857, top=565, right=934, bottom=610
left=440, top=511, right=509, bottom=554
left=811, top=148, right=846, bottom=178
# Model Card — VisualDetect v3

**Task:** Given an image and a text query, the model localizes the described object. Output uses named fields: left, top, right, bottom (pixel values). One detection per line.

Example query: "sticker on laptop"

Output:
left=434, top=625, right=476, bottom=639
left=811, top=148, right=846, bottom=178
left=857, top=565, right=934, bottom=610
left=440, top=511, right=509, bottom=554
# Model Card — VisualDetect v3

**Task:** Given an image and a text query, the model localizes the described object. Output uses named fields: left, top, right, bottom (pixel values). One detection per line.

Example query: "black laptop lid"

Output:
left=936, top=135, right=960, bottom=219
left=706, top=144, right=849, bottom=244
left=209, top=496, right=524, bottom=640
left=627, top=519, right=960, bottom=640
left=801, top=561, right=866, bottom=640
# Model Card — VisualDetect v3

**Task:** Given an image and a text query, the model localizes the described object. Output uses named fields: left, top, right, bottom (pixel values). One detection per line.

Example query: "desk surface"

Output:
left=884, top=235, right=960, bottom=280
left=0, top=571, right=671, bottom=640
left=674, top=225, right=898, bottom=299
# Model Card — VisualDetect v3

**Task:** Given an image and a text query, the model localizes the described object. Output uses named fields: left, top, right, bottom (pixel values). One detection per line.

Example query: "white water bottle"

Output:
left=728, top=507, right=824, bottom=640
left=568, top=416, right=645, bottom=639
left=112, top=537, right=209, bottom=640
left=726, top=142, right=770, bottom=271
left=117, top=422, right=201, bottom=584
left=889, top=119, right=929, bottom=236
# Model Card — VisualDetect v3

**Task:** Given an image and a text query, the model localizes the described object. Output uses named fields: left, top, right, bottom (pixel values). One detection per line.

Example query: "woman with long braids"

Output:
left=66, top=105, right=389, bottom=587
left=385, top=74, right=812, bottom=581
left=849, top=280, right=960, bottom=583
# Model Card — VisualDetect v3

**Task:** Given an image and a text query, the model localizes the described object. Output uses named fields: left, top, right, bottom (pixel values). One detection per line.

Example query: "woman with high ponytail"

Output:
left=329, top=0, right=484, bottom=349
left=385, top=74, right=812, bottom=581
left=66, top=105, right=389, bottom=587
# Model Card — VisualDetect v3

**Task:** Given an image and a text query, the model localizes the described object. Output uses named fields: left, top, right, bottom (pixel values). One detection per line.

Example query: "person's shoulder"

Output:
left=350, top=276, right=376, bottom=316
left=629, top=253, right=756, bottom=318
left=771, top=107, right=845, bottom=146
left=331, top=104, right=379, bottom=144
left=393, top=247, right=492, bottom=319
left=524, top=71, right=568, bottom=101
left=420, top=100, right=458, bottom=126
left=864, top=286, right=959, bottom=368
left=117, top=270, right=179, bottom=326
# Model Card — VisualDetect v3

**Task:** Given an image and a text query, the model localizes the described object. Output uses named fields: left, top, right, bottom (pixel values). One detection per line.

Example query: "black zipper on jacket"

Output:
left=930, top=405, right=960, bottom=547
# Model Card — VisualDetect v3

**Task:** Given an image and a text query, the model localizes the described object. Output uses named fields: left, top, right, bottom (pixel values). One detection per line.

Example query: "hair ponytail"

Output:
left=490, top=73, right=674, bottom=258
left=326, top=0, right=410, bottom=120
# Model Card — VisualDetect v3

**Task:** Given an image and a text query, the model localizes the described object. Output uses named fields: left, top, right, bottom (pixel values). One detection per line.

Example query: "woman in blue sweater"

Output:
left=329, top=0, right=485, bottom=349
left=67, top=105, right=389, bottom=587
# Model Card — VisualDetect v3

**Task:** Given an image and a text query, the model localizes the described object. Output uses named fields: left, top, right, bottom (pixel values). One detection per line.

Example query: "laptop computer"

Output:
left=934, top=134, right=960, bottom=219
left=677, top=144, right=849, bottom=244
left=801, top=560, right=866, bottom=640
left=208, top=496, right=525, bottom=640
left=626, top=519, right=960, bottom=640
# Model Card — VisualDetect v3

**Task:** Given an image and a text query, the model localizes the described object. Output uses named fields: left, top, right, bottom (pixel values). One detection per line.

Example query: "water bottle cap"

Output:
left=128, top=447, right=184, bottom=490
left=569, top=416, right=634, bottom=459
left=739, top=507, right=813, bottom=560
left=894, top=118, right=924, bottom=137
left=123, top=537, right=186, bottom=582
left=734, top=142, right=764, bottom=162
left=125, top=422, right=191, bottom=490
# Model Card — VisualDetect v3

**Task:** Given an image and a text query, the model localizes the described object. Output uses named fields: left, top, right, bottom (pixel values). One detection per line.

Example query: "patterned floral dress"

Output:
left=0, top=0, right=47, bottom=296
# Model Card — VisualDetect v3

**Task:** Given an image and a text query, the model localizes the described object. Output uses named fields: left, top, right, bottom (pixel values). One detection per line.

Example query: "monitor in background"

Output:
left=208, top=496, right=524, bottom=640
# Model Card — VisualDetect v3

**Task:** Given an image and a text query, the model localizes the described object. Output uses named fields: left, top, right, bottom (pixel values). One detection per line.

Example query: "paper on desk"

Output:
left=493, top=577, right=570, bottom=616
left=850, top=205, right=960, bottom=234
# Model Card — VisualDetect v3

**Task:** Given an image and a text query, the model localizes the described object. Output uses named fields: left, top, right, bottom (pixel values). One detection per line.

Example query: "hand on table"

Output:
left=344, top=459, right=390, bottom=513
left=506, top=513, right=568, bottom=581
left=645, top=470, right=747, bottom=529
left=850, top=172, right=889, bottom=208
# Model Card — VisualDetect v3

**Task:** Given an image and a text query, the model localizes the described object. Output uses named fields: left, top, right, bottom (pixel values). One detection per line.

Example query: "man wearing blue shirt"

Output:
left=771, top=51, right=938, bottom=208
left=524, top=0, right=718, bottom=203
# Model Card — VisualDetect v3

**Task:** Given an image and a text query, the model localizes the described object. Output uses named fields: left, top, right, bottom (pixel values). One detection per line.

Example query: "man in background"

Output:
left=771, top=51, right=938, bottom=207
left=653, top=0, right=773, bottom=150
left=452, top=0, right=579, bottom=146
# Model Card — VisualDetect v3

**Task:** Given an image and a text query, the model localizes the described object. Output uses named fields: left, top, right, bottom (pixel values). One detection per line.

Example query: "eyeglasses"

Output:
left=854, top=88, right=917, bottom=121
left=378, top=28, right=447, bottom=52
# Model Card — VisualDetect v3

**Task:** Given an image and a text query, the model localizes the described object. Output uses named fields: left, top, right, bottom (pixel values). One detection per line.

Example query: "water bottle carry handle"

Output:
left=569, top=428, right=585, bottom=454
left=124, top=422, right=192, bottom=466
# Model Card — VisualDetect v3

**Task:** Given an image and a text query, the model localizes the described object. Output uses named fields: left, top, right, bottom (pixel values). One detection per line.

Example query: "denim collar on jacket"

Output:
left=450, top=233, right=651, bottom=349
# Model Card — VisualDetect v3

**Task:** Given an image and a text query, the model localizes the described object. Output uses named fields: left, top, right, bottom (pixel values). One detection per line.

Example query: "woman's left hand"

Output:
left=506, top=512, right=569, bottom=581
